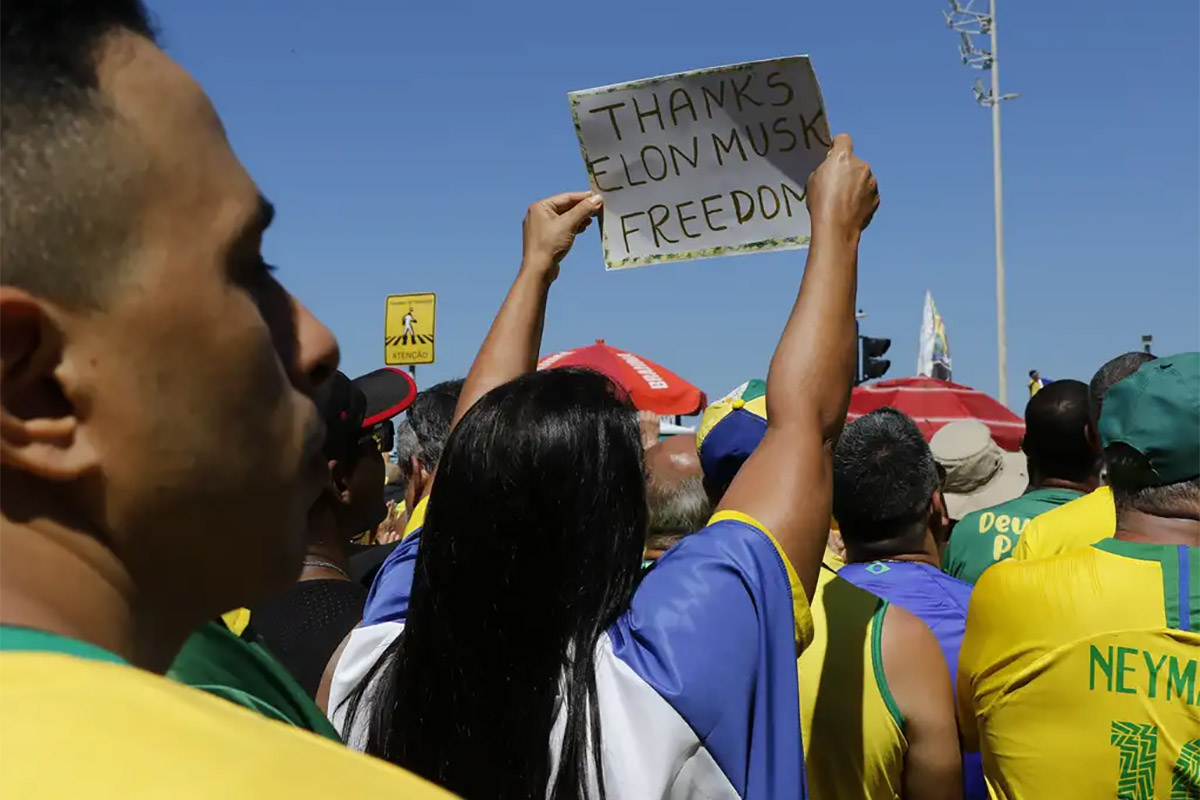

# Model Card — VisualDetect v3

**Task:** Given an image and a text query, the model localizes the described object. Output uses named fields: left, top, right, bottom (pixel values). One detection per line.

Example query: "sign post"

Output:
left=384, top=293, right=437, bottom=371
left=569, top=56, right=829, bottom=270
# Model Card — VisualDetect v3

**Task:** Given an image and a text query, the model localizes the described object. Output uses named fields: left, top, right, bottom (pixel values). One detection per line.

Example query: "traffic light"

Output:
left=860, top=336, right=892, bottom=383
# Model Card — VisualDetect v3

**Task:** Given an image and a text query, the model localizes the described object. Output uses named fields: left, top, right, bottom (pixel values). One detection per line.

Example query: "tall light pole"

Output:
left=945, top=0, right=1018, bottom=405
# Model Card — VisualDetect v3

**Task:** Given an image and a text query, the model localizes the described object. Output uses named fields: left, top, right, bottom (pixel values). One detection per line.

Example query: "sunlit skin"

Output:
left=0, top=31, right=339, bottom=671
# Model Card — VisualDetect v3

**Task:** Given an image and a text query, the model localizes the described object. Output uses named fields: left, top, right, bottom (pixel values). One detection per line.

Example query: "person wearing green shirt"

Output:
left=944, top=380, right=1100, bottom=585
left=170, top=616, right=342, bottom=740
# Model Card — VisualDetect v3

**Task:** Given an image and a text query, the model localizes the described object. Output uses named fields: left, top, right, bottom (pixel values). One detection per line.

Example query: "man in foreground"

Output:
left=943, top=379, right=1099, bottom=584
left=0, top=2, right=449, bottom=796
left=959, top=353, right=1199, bottom=799
left=696, top=386, right=964, bottom=799
left=1012, top=351, right=1156, bottom=561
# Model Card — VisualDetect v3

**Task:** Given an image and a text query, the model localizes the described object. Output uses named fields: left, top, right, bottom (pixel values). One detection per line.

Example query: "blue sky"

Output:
left=153, top=0, right=1198, bottom=411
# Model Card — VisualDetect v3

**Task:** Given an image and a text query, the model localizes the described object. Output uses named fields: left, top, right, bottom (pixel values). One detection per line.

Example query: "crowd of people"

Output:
left=1, top=2, right=1196, bottom=799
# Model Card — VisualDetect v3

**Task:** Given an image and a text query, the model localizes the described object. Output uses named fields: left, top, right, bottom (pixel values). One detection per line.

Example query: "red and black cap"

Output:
left=315, top=368, right=417, bottom=459
left=354, top=367, right=418, bottom=429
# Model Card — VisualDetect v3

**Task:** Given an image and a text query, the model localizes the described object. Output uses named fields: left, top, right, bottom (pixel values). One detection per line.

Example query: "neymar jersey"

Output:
left=959, top=540, right=1200, bottom=799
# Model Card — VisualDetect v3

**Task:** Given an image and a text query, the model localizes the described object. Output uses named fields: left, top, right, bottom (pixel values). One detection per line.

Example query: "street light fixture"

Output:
left=945, top=0, right=1018, bottom=405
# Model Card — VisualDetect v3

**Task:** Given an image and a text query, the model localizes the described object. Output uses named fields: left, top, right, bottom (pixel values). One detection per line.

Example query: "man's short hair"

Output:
left=833, top=407, right=939, bottom=544
left=1088, top=352, right=1156, bottom=423
left=1106, top=444, right=1200, bottom=517
left=1, top=0, right=156, bottom=307
left=1022, top=379, right=1096, bottom=483
left=406, top=379, right=464, bottom=474
left=646, top=472, right=711, bottom=552
left=393, top=420, right=421, bottom=481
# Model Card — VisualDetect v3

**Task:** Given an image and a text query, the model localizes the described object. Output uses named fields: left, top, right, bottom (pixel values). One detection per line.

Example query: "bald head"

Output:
left=645, top=435, right=710, bottom=555
left=646, top=434, right=701, bottom=484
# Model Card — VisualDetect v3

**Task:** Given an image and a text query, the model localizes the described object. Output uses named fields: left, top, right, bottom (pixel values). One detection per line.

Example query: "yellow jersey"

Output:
left=959, top=540, right=1200, bottom=799
left=1010, top=485, right=1115, bottom=562
left=403, top=495, right=429, bottom=540
left=0, top=627, right=455, bottom=800
left=800, top=565, right=905, bottom=799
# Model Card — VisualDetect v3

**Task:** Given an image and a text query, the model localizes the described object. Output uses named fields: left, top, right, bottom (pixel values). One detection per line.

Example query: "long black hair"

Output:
left=342, top=368, right=648, bottom=800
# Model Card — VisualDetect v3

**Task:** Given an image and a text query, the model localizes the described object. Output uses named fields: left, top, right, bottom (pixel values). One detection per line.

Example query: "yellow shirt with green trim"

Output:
left=1010, top=485, right=1115, bottom=562
left=958, top=540, right=1200, bottom=799
left=0, top=626, right=455, bottom=799
left=800, top=564, right=905, bottom=800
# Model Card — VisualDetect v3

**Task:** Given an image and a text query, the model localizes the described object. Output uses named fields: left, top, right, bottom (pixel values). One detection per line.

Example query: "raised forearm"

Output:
left=765, top=223, right=859, bottom=441
left=451, top=267, right=551, bottom=430
left=449, top=191, right=601, bottom=432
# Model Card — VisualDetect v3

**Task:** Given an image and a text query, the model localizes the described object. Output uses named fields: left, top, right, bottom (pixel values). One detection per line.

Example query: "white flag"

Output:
left=917, top=291, right=952, bottom=381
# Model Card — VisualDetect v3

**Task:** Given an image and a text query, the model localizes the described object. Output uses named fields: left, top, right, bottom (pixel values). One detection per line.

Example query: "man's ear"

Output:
left=404, top=456, right=429, bottom=510
left=930, top=490, right=952, bottom=545
left=328, top=457, right=353, bottom=505
left=0, top=289, right=98, bottom=480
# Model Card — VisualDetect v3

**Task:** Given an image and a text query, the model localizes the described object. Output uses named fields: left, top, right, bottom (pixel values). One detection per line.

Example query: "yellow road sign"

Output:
left=384, top=293, right=436, bottom=366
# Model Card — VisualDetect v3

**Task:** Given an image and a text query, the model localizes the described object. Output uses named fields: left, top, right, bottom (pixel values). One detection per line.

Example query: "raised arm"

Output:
left=449, top=191, right=603, bottom=431
left=716, top=134, right=878, bottom=599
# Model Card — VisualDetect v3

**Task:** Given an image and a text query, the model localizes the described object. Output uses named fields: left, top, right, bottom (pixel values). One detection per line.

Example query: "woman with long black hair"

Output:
left=331, top=134, right=880, bottom=800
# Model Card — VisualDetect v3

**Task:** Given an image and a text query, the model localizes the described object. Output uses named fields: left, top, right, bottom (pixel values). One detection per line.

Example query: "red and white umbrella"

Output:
left=847, top=377, right=1024, bottom=451
left=537, top=339, right=707, bottom=416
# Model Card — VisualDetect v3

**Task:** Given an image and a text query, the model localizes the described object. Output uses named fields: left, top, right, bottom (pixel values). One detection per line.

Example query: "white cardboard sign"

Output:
left=569, top=56, right=830, bottom=270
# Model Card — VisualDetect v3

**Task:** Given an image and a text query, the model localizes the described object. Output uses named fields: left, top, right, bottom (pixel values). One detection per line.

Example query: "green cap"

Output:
left=1099, top=351, right=1200, bottom=485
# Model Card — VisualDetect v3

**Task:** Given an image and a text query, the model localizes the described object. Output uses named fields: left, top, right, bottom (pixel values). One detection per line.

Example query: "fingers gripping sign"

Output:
left=522, top=191, right=604, bottom=282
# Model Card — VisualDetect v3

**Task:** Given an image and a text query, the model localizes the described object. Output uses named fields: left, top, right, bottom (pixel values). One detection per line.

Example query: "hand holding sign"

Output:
left=807, top=134, right=879, bottom=235
left=521, top=191, right=604, bottom=283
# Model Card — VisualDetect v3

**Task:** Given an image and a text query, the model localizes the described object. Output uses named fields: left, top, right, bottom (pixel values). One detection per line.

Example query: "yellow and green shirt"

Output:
left=959, top=541, right=1200, bottom=799
left=0, top=626, right=454, bottom=799
left=943, top=487, right=1082, bottom=585
left=1011, top=485, right=1115, bottom=562
left=799, top=565, right=905, bottom=799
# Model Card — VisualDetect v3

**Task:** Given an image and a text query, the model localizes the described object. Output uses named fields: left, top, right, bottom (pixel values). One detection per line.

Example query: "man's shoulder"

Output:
left=964, top=492, right=1037, bottom=522
left=955, top=507, right=987, bottom=530
left=1015, top=487, right=1114, bottom=560
left=973, top=546, right=1100, bottom=608
left=0, top=651, right=449, bottom=797
left=1033, top=485, right=1113, bottom=526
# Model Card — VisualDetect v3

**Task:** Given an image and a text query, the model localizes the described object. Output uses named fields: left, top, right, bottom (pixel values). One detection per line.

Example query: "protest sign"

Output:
left=569, top=57, right=829, bottom=270
left=384, top=292, right=436, bottom=366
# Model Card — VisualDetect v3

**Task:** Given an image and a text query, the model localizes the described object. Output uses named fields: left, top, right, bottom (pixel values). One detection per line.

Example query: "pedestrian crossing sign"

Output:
left=384, top=292, right=436, bottom=366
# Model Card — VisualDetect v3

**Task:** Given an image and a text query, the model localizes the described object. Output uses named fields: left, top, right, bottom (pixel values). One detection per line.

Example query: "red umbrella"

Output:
left=847, top=377, right=1025, bottom=451
left=537, top=339, right=707, bottom=416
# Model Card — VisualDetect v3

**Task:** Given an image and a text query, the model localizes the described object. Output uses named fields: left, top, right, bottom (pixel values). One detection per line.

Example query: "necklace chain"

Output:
left=302, top=558, right=350, bottom=580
